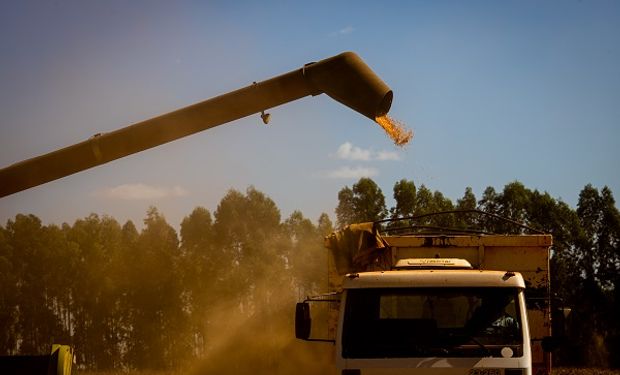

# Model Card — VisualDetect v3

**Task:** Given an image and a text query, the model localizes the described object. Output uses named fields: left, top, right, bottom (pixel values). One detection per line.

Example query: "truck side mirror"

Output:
left=295, top=302, right=311, bottom=340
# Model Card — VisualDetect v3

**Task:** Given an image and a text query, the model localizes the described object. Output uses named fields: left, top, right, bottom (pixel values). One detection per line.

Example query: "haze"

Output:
left=1, top=1, right=619, bottom=228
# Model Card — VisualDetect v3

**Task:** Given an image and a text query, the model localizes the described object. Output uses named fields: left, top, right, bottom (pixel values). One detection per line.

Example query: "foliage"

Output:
left=1, top=180, right=619, bottom=369
left=335, top=177, right=387, bottom=228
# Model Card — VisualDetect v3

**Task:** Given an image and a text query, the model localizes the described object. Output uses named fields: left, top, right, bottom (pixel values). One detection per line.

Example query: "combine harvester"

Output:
left=296, top=211, right=566, bottom=375
left=0, top=52, right=397, bottom=373
left=0, top=345, right=73, bottom=375
left=0, top=51, right=399, bottom=198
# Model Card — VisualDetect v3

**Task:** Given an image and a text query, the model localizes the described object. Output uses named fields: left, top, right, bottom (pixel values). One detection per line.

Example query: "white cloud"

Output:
left=339, top=26, right=355, bottom=35
left=334, top=142, right=401, bottom=161
left=336, top=142, right=371, bottom=161
left=324, top=166, right=378, bottom=179
left=376, top=150, right=401, bottom=161
left=94, top=183, right=189, bottom=200
left=330, top=26, right=355, bottom=37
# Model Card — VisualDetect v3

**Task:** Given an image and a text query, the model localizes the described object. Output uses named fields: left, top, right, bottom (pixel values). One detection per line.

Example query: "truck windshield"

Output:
left=342, top=287, right=523, bottom=358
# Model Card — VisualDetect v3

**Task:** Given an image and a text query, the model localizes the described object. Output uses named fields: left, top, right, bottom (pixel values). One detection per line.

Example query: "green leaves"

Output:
left=336, top=177, right=387, bottom=228
left=1, top=181, right=618, bottom=369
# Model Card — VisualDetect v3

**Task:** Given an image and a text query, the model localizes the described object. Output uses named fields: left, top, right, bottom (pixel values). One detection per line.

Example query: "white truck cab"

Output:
left=337, top=262, right=532, bottom=375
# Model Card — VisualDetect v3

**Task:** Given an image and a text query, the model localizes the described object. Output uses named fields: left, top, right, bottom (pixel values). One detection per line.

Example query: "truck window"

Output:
left=342, top=287, right=523, bottom=358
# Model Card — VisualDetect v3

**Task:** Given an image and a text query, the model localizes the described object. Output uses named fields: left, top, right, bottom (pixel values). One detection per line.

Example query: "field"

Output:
left=553, top=370, right=620, bottom=375
left=76, top=369, right=620, bottom=375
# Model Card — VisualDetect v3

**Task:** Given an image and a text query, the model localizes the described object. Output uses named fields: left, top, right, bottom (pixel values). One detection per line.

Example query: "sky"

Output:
left=1, top=0, right=619, bottom=230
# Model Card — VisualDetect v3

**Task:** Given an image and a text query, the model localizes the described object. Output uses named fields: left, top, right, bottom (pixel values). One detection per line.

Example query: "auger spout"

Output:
left=0, top=52, right=392, bottom=197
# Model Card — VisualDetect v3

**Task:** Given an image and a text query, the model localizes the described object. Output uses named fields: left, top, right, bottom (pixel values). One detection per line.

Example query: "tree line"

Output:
left=0, top=180, right=619, bottom=369
left=0, top=187, right=332, bottom=371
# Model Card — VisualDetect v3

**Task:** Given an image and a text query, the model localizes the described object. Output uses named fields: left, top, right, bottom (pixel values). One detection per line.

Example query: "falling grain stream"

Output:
left=375, top=115, right=413, bottom=146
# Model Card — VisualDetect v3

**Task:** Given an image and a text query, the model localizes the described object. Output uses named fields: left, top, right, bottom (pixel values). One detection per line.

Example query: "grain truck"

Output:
left=296, top=211, right=562, bottom=375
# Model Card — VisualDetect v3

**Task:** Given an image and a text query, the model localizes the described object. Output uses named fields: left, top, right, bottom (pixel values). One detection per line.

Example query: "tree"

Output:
left=557, top=185, right=620, bottom=366
left=284, top=211, right=326, bottom=297
left=125, top=207, right=187, bottom=369
left=335, top=187, right=356, bottom=229
left=455, top=187, right=477, bottom=228
left=407, top=184, right=437, bottom=226
left=497, top=181, right=531, bottom=232
left=179, top=207, right=216, bottom=357
left=478, top=186, right=497, bottom=207
left=335, top=178, right=387, bottom=227
left=3, top=180, right=619, bottom=370
left=0, top=223, right=18, bottom=355
left=576, top=185, right=620, bottom=285
left=456, top=187, right=476, bottom=211
left=414, top=185, right=435, bottom=215
left=4, top=214, right=66, bottom=355
left=477, top=186, right=499, bottom=231
left=391, top=179, right=417, bottom=219
left=208, top=187, right=296, bottom=372
left=213, top=187, right=287, bottom=312
left=66, top=214, right=127, bottom=369
left=317, top=213, right=334, bottom=237
left=180, top=207, right=213, bottom=256
left=353, top=177, right=388, bottom=223
left=431, top=191, right=455, bottom=227
left=478, top=181, right=535, bottom=233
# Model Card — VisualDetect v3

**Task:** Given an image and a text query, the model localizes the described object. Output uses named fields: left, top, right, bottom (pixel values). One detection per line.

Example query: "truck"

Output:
left=296, top=211, right=563, bottom=375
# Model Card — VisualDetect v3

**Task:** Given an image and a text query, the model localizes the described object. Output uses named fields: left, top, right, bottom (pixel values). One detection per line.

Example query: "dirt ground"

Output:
left=76, top=369, right=620, bottom=375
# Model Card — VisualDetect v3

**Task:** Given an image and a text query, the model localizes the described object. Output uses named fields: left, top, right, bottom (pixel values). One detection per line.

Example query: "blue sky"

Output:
left=1, top=1, right=619, bottom=229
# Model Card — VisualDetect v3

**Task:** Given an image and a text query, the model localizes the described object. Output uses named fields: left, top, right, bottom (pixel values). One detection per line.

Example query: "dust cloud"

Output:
left=188, top=279, right=334, bottom=375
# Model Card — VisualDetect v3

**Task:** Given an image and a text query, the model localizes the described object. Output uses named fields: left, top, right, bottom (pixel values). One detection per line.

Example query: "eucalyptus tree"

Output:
left=336, top=177, right=387, bottom=228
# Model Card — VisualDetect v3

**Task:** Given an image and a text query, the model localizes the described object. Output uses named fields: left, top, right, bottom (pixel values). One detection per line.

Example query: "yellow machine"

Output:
left=0, top=52, right=393, bottom=373
left=0, top=51, right=392, bottom=198
left=0, top=345, right=73, bottom=375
